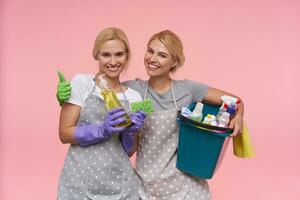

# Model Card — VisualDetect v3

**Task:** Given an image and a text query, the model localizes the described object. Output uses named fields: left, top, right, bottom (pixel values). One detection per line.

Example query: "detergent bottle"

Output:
left=189, top=102, right=203, bottom=122
left=97, top=74, right=131, bottom=127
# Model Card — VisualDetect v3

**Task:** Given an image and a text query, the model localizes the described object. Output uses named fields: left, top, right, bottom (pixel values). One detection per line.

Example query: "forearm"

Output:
left=59, top=103, right=81, bottom=144
left=204, top=87, right=243, bottom=110
left=59, top=126, right=78, bottom=144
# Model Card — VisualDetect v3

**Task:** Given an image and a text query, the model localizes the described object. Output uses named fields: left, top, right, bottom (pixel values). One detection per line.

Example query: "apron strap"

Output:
left=170, top=80, right=179, bottom=110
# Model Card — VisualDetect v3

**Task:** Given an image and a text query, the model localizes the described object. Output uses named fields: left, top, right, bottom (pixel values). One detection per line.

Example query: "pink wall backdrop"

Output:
left=1, top=0, right=300, bottom=199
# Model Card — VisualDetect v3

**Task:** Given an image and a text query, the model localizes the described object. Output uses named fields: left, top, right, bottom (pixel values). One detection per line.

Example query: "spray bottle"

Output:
left=220, top=95, right=240, bottom=115
left=97, top=74, right=131, bottom=127
left=216, top=95, right=240, bottom=127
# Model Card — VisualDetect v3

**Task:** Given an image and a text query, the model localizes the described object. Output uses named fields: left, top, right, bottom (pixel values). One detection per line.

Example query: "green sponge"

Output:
left=130, top=99, right=154, bottom=114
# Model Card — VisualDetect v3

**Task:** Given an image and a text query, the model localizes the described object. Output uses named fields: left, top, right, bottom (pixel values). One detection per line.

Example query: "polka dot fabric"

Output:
left=57, top=87, right=139, bottom=200
left=136, top=109, right=211, bottom=200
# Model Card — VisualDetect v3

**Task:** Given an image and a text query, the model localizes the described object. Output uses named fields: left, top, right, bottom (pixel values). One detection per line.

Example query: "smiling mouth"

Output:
left=106, top=65, right=120, bottom=72
left=148, top=63, right=160, bottom=70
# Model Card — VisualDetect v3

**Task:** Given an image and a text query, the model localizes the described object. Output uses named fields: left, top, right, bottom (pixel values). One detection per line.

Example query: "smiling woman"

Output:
left=145, top=39, right=176, bottom=78
left=145, top=30, right=185, bottom=74
left=92, top=28, right=130, bottom=87
left=97, top=40, right=128, bottom=80
left=122, top=30, right=244, bottom=200
left=56, top=27, right=146, bottom=200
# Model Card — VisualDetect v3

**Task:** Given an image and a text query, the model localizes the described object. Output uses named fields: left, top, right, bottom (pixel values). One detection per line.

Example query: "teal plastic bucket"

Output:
left=176, top=103, right=233, bottom=179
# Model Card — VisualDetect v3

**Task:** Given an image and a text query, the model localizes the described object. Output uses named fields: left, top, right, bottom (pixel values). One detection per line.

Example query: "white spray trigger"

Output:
left=97, top=74, right=108, bottom=89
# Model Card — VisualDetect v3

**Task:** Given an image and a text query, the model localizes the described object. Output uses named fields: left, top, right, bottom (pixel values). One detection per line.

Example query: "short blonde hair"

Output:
left=92, top=27, right=130, bottom=61
left=148, top=30, right=185, bottom=72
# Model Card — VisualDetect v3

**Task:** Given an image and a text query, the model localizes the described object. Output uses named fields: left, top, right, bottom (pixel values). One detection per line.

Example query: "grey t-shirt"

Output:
left=122, top=79, right=209, bottom=111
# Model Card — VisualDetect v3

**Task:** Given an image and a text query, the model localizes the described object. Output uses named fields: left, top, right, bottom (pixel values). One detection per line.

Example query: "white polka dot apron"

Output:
left=58, top=83, right=139, bottom=200
left=135, top=81, right=211, bottom=200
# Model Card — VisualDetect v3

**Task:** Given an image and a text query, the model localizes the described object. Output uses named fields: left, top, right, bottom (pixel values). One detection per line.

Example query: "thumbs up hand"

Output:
left=56, top=71, right=71, bottom=106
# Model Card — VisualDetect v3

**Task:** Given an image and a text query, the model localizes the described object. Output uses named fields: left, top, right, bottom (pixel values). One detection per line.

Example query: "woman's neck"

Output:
left=149, top=76, right=172, bottom=94
left=106, top=78, right=120, bottom=90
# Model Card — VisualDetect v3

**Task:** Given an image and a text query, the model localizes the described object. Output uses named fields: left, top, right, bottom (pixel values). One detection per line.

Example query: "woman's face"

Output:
left=98, top=39, right=127, bottom=79
left=144, top=39, right=176, bottom=78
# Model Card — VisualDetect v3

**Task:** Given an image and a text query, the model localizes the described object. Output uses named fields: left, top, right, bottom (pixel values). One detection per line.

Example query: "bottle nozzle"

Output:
left=97, top=74, right=108, bottom=89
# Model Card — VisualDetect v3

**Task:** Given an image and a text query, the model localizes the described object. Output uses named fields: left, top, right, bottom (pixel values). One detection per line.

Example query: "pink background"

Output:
left=1, top=0, right=300, bottom=199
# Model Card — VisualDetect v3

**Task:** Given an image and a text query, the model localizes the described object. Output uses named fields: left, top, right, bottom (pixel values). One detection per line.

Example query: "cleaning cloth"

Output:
left=233, top=122, right=255, bottom=158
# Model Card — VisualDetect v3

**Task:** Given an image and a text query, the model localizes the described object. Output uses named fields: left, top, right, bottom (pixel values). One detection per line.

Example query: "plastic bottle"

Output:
left=97, top=75, right=131, bottom=127
left=189, top=102, right=203, bottom=122
left=202, top=114, right=212, bottom=124
left=181, top=107, right=192, bottom=118
left=217, top=112, right=230, bottom=127
left=216, top=103, right=228, bottom=119
left=220, top=95, right=240, bottom=115
left=202, top=114, right=217, bottom=126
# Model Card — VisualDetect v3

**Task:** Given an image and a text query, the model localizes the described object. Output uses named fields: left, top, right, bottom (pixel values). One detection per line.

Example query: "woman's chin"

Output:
left=102, top=69, right=123, bottom=78
left=146, top=68, right=160, bottom=77
left=104, top=72, right=121, bottom=79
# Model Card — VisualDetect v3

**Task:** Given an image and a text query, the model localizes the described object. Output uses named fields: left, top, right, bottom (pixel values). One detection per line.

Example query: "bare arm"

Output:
left=203, top=87, right=244, bottom=137
left=59, top=103, right=81, bottom=144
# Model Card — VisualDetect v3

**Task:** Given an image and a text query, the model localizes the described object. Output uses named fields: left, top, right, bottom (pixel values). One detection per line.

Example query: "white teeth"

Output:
left=148, top=64, right=159, bottom=69
left=106, top=65, right=119, bottom=72
left=106, top=66, right=119, bottom=69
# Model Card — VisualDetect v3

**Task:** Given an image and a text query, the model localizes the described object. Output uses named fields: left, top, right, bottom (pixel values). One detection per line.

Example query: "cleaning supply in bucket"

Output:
left=97, top=74, right=131, bottom=127
left=217, top=112, right=230, bottom=127
left=216, top=95, right=240, bottom=127
left=181, top=107, right=192, bottom=117
left=202, top=114, right=217, bottom=126
left=220, top=95, right=240, bottom=115
left=189, top=102, right=203, bottom=122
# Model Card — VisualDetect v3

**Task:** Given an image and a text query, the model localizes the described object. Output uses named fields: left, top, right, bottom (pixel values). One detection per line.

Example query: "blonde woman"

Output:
left=57, top=27, right=146, bottom=200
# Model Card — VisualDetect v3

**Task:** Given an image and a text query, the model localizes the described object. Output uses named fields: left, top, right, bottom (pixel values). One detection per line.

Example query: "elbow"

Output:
left=59, top=128, right=71, bottom=144
left=59, top=133, right=68, bottom=144
left=59, top=126, right=77, bottom=145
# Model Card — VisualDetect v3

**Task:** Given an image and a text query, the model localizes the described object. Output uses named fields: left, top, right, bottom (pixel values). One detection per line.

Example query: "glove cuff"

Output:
left=75, top=124, right=103, bottom=147
left=120, top=132, right=135, bottom=154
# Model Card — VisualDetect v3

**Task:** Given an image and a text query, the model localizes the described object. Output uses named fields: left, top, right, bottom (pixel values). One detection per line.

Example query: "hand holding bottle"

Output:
left=75, top=108, right=128, bottom=147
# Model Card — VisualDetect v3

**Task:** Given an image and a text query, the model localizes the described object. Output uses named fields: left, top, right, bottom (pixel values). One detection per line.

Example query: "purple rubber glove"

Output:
left=75, top=108, right=128, bottom=147
left=120, top=110, right=147, bottom=153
